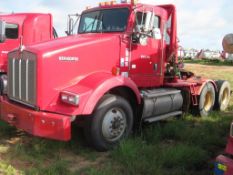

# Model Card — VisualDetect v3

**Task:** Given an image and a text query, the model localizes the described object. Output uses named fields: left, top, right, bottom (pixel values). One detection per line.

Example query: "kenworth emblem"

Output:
left=59, top=56, right=79, bottom=61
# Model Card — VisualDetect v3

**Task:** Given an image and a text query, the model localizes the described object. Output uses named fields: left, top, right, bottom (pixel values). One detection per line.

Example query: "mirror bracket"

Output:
left=0, top=20, right=6, bottom=43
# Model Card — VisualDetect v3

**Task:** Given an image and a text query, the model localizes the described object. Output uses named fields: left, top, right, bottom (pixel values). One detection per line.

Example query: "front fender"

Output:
left=62, top=72, right=141, bottom=115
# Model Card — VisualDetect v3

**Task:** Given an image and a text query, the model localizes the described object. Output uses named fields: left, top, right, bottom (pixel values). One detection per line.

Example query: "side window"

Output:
left=164, top=16, right=171, bottom=45
left=135, top=12, right=146, bottom=32
left=135, top=12, right=160, bottom=37
left=5, top=23, right=18, bottom=39
left=153, top=16, right=160, bottom=29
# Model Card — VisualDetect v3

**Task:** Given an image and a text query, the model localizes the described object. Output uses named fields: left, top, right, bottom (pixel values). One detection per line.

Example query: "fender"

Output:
left=62, top=72, right=141, bottom=115
left=197, top=79, right=218, bottom=95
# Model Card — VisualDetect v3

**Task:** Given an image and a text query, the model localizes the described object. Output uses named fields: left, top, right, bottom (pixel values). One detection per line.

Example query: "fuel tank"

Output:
left=142, top=88, right=183, bottom=119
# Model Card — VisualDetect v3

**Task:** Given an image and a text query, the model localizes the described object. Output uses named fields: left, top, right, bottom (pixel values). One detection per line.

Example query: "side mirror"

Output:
left=144, top=11, right=153, bottom=32
left=0, top=20, right=6, bottom=43
left=65, top=13, right=80, bottom=36
left=66, top=18, right=74, bottom=36
left=152, top=28, right=162, bottom=40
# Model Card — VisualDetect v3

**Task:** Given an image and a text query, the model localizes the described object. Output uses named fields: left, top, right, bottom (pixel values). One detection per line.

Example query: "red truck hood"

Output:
left=27, top=33, right=120, bottom=57
left=25, top=33, right=122, bottom=111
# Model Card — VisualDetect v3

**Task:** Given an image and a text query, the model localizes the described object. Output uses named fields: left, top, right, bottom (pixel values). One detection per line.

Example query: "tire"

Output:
left=84, top=94, right=133, bottom=151
left=215, top=80, right=231, bottom=111
left=198, top=82, right=215, bottom=117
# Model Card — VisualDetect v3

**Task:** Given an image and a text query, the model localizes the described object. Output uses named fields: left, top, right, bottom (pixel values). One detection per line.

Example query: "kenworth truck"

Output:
left=0, top=1, right=231, bottom=151
left=215, top=33, right=233, bottom=175
left=0, top=13, right=57, bottom=89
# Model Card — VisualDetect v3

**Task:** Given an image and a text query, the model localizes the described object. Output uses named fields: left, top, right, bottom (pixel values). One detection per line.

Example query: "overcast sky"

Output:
left=0, top=0, right=232, bottom=50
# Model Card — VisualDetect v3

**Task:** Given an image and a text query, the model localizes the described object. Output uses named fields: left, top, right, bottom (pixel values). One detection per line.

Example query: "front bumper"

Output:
left=215, top=155, right=233, bottom=175
left=0, top=97, right=71, bottom=141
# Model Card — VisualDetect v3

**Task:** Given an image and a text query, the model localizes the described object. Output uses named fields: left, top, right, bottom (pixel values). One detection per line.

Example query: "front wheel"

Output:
left=85, top=94, right=133, bottom=151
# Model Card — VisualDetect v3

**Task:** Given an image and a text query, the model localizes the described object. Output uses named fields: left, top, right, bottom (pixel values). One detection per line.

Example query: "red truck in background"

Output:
left=215, top=33, right=233, bottom=175
left=0, top=0, right=231, bottom=151
left=0, top=13, right=57, bottom=92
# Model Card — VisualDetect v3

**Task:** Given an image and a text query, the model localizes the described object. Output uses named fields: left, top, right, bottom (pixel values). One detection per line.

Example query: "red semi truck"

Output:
left=0, top=1, right=231, bottom=151
left=214, top=33, right=233, bottom=175
left=0, top=13, right=57, bottom=90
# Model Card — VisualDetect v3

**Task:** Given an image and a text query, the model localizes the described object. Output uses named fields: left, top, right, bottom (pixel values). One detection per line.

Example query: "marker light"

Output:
left=121, top=0, right=137, bottom=5
left=110, top=0, right=117, bottom=5
left=105, top=1, right=111, bottom=5
left=112, top=67, right=120, bottom=76
left=60, top=91, right=79, bottom=106
left=99, top=1, right=117, bottom=6
left=99, top=2, right=105, bottom=6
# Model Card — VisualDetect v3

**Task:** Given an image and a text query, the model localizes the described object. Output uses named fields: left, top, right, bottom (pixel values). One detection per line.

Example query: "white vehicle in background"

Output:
left=183, top=48, right=198, bottom=59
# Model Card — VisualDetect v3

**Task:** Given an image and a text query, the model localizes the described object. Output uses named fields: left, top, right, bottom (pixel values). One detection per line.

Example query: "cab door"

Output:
left=129, top=7, right=168, bottom=87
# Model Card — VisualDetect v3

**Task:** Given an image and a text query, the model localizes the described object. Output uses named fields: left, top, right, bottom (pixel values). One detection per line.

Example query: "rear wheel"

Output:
left=215, top=80, right=231, bottom=111
left=84, top=94, right=133, bottom=151
left=198, top=82, right=215, bottom=117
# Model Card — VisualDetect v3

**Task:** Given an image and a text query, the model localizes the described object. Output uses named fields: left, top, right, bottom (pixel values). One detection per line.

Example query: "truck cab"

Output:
left=0, top=13, right=56, bottom=73
left=0, top=1, right=230, bottom=151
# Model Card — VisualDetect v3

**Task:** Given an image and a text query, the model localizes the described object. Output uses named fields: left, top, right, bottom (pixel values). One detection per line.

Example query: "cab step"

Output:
left=143, top=111, right=182, bottom=123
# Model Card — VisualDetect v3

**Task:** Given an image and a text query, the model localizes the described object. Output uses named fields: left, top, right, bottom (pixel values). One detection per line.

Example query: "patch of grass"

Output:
left=184, top=59, right=233, bottom=66
left=0, top=145, right=9, bottom=153
left=111, top=138, right=163, bottom=175
left=110, top=138, right=210, bottom=175
left=75, top=163, right=119, bottom=175
left=0, top=121, right=17, bottom=137
left=0, top=162, right=22, bottom=175
left=11, top=138, right=66, bottom=162
left=108, top=110, right=232, bottom=175
left=25, top=160, right=69, bottom=175
left=161, top=144, right=209, bottom=170
left=0, top=127, right=100, bottom=174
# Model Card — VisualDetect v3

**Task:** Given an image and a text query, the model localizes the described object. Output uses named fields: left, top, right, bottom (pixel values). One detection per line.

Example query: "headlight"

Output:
left=60, top=91, right=79, bottom=106
left=0, top=74, right=7, bottom=95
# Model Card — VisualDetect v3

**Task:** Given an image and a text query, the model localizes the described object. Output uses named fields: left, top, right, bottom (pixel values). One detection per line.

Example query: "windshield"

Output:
left=5, top=23, right=18, bottom=39
left=78, top=8, right=129, bottom=34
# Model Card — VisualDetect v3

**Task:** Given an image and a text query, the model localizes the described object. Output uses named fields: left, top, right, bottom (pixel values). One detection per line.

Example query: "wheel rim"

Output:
left=101, top=107, right=127, bottom=142
left=204, top=91, right=213, bottom=111
left=221, top=88, right=229, bottom=106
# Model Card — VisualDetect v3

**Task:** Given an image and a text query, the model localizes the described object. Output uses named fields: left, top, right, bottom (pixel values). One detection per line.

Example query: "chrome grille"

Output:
left=8, top=51, right=37, bottom=107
